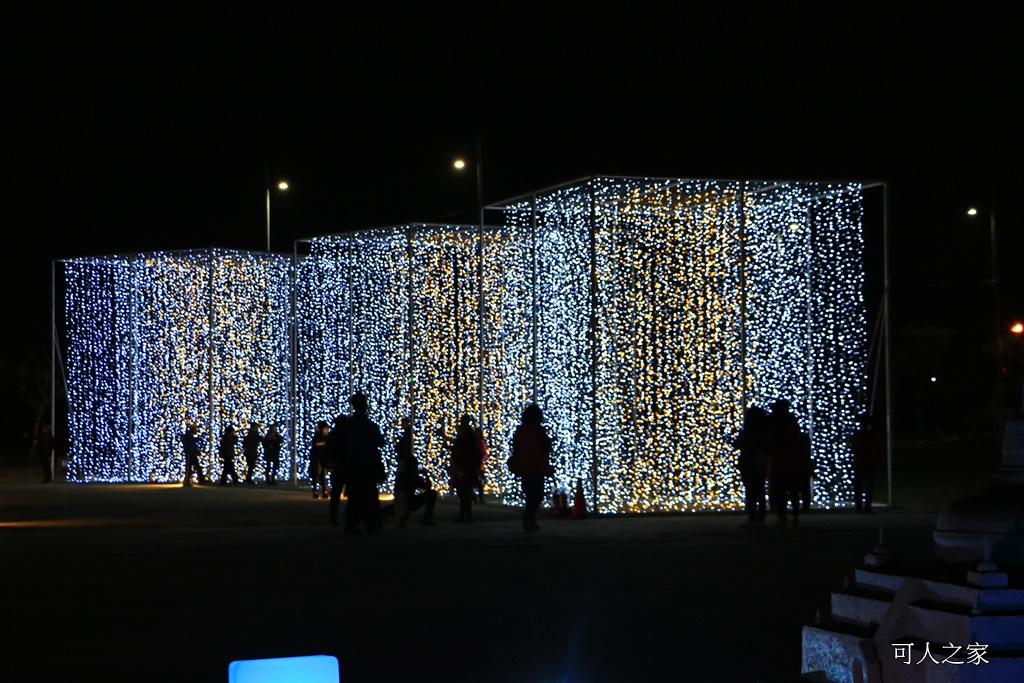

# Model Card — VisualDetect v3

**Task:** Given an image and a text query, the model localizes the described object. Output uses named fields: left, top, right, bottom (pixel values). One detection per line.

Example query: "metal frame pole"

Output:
left=208, top=251, right=216, bottom=482
left=50, top=261, right=56, bottom=481
left=589, top=182, right=599, bottom=513
left=265, top=165, right=271, bottom=253
left=291, top=242, right=299, bottom=487
left=883, top=183, right=894, bottom=507
left=738, top=182, right=748, bottom=413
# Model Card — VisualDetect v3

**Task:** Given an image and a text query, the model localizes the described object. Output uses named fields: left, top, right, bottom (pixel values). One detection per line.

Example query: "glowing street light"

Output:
left=967, top=207, right=978, bottom=216
left=266, top=174, right=288, bottom=252
left=1012, top=322, right=1023, bottom=335
left=453, top=159, right=467, bottom=170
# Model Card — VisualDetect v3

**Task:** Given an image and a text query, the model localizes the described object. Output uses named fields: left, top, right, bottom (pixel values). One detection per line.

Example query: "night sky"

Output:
left=4, top=3, right=1020, bottom=436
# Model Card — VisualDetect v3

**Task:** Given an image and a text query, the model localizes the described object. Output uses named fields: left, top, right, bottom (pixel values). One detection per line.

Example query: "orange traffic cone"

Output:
left=571, top=479, right=588, bottom=519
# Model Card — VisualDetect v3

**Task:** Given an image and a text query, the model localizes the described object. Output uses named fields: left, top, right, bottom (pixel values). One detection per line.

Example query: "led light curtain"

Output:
left=64, top=179, right=864, bottom=509
left=62, top=250, right=291, bottom=482
left=295, top=226, right=480, bottom=490
left=493, top=178, right=866, bottom=511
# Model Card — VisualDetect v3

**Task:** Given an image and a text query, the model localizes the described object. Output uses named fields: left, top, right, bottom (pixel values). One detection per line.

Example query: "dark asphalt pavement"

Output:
left=1, top=482, right=941, bottom=683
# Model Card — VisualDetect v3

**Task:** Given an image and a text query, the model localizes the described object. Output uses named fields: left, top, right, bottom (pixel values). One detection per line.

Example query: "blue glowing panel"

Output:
left=228, top=655, right=339, bottom=683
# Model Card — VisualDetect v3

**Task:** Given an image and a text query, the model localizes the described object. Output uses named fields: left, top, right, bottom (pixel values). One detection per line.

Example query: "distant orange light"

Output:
left=1012, top=322, right=1024, bottom=335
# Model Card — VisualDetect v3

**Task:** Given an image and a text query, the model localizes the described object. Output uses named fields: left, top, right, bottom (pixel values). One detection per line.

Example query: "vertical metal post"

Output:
left=478, top=209, right=485, bottom=435
left=50, top=260, right=56, bottom=481
left=290, top=242, right=299, bottom=487
left=589, top=181, right=599, bottom=513
left=346, top=235, right=354, bottom=399
left=407, top=227, right=415, bottom=453
left=987, top=204, right=1003, bottom=430
left=531, top=192, right=538, bottom=400
left=738, top=182, right=748, bottom=413
left=806, top=203, right=816, bottom=503
left=265, top=165, right=271, bottom=253
left=883, top=184, right=894, bottom=507
left=208, top=251, right=216, bottom=480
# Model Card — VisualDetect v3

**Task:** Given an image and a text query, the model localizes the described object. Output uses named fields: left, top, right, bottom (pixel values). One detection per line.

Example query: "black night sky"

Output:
left=4, top=2, right=1020, bottom=439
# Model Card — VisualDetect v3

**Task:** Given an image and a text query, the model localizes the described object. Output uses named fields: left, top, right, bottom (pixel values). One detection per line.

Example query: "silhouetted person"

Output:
left=768, top=400, right=804, bottom=527
left=36, top=424, right=54, bottom=483
left=508, top=403, right=554, bottom=532
left=342, top=392, right=385, bottom=535
left=217, top=426, right=240, bottom=486
left=475, top=422, right=489, bottom=503
left=850, top=415, right=882, bottom=514
left=391, top=417, right=437, bottom=527
left=242, top=423, right=262, bottom=484
left=310, top=421, right=330, bottom=499
left=452, top=414, right=483, bottom=523
left=263, top=425, right=283, bottom=485
left=181, top=423, right=208, bottom=486
left=327, top=415, right=348, bottom=525
left=734, top=407, right=770, bottom=528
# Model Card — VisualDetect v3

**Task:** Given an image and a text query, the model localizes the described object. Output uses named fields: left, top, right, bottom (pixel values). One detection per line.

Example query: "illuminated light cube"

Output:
left=295, top=178, right=870, bottom=512
left=59, top=250, right=292, bottom=483
left=61, top=179, right=868, bottom=511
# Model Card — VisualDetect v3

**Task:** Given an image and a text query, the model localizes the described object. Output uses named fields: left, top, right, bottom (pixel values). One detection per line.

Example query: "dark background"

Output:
left=3, top=2, right=1020, bottom=452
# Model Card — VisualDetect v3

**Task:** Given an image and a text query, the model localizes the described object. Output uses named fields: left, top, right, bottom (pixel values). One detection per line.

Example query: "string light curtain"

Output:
left=491, top=178, right=866, bottom=511
left=61, top=250, right=291, bottom=482
left=295, top=226, right=481, bottom=491
left=63, top=179, right=865, bottom=510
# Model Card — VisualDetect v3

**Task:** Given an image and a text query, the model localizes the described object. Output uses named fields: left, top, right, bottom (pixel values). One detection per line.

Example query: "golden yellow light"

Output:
left=277, top=181, right=289, bottom=190
left=453, top=159, right=466, bottom=170
left=1011, top=322, right=1024, bottom=335
left=967, top=207, right=978, bottom=216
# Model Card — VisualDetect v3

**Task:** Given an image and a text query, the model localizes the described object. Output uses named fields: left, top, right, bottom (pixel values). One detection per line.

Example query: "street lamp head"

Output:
left=277, top=181, right=289, bottom=190
left=967, top=207, right=978, bottom=216
left=1012, top=322, right=1024, bottom=335
left=453, top=159, right=467, bottom=170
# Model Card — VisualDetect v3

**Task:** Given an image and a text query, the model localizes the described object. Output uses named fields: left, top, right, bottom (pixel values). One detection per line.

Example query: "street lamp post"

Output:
left=453, top=135, right=485, bottom=454
left=266, top=174, right=288, bottom=252
left=968, top=205, right=1005, bottom=428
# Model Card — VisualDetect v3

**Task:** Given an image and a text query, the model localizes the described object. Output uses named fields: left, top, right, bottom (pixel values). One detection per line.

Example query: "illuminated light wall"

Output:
left=492, top=178, right=866, bottom=511
left=294, top=179, right=866, bottom=511
left=295, top=226, right=481, bottom=491
left=741, top=182, right=866, bottom=506
left=61, top=250, right=291, bottom=482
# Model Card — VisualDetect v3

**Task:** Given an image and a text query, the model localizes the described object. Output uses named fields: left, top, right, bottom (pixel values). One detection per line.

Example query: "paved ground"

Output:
left=1, top=481, right=943, bottom=683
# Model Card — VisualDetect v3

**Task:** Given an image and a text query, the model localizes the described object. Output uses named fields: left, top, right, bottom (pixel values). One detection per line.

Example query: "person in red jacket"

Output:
left=508, top=403, right=554, bottom=532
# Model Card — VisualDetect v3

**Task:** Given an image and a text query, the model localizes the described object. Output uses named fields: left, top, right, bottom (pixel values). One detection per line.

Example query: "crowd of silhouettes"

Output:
left=733, top=398, right=883, bottom=528
left=175, top=390, right=880, bottom=531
